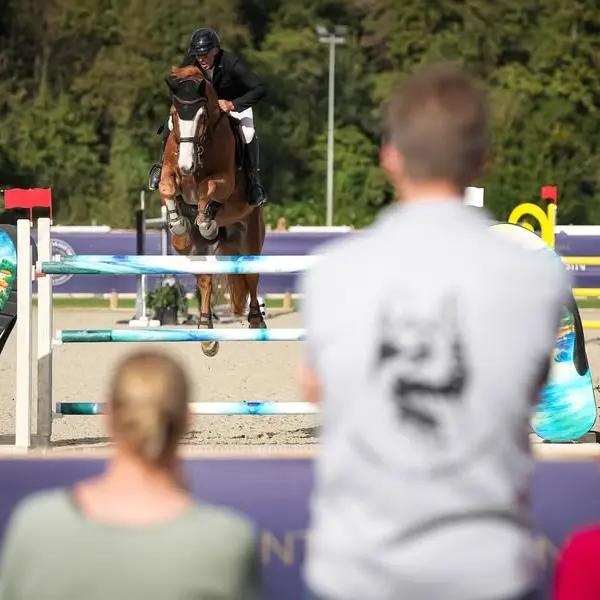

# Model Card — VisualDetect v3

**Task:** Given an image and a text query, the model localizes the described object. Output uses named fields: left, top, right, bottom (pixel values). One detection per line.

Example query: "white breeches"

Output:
left=230, top=107, right=255, bottom=143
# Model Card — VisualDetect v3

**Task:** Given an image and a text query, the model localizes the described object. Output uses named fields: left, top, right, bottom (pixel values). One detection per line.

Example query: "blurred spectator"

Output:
left=553, top=526, right=600, bottom=599
left=265, top=223, right=272, bottom=231
left=0, top=350, right=263, bottom=600
left=275, top=217, right=287, bottom=231
left=298, top=62, right=570, bottom=600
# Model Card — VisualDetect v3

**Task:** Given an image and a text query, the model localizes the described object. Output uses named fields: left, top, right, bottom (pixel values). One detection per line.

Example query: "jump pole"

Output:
left=56, top=401, right=319, bottom=416
left=15, top=219, right=32, bottom=448
left=54, top=328, right=306, bottom=343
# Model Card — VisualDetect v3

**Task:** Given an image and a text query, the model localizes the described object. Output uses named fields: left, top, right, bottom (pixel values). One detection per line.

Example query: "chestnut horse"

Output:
left=158, top=65, right=266, bottom=357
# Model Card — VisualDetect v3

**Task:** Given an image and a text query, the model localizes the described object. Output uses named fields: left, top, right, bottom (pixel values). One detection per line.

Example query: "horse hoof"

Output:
left=202, top=341, right=219, bottom=357
left=197, top=219, right=218, bottom=241
left=169, top=217, right=190, bottom=236
left=172, top=234, right=192, bottom=251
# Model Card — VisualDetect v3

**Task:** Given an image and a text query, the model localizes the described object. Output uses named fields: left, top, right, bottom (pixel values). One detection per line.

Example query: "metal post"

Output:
left=317, top=25, right=346, bottom=227
left=326, top=36, right=335, bottom=227
left=160, top=204, right=168, bottom=256
left=15, top=219, right=32, bottom=449
left=129, top=190, right=158, bottom=326
left=36, top=217, right=53, bottom=448
left=134, top=190, right=145, bottom=320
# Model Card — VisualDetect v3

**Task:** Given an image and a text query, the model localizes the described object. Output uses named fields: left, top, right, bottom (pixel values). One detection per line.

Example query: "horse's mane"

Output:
left=168, top=64, right=217, bottom=106
left=171, top=65, right=204, bottom=80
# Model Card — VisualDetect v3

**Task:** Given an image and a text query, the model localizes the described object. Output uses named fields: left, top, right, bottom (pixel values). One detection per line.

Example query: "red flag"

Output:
left=3, top=188, right=53, bottom=220
left=541, top=185, right=558, bottom=205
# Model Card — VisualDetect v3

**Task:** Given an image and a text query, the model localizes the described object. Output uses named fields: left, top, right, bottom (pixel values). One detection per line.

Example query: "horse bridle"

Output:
left=172, top=94, right=209, bottom=170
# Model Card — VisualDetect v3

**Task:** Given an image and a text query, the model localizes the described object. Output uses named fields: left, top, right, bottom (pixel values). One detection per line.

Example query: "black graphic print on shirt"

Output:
left=375, top=295, right=468, bottom=435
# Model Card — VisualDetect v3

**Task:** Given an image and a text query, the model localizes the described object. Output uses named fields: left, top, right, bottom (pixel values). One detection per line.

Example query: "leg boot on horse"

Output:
left=195, top=273, right=219, bottom=357
left=196, top=198, right=223, bottom=242
left=241, top=208, right=267, bottom=329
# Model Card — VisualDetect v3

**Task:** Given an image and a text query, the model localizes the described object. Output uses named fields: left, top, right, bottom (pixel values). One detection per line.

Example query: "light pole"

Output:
left=317, top=25, right=347, bottom=227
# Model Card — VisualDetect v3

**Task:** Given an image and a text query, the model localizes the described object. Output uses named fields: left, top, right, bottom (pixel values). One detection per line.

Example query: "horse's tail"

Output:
left=226, top=274, right=248, bottom=317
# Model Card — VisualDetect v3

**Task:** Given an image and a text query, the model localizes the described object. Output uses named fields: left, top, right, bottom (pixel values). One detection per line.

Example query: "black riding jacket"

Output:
left=180, top=49, right=266, bottom=113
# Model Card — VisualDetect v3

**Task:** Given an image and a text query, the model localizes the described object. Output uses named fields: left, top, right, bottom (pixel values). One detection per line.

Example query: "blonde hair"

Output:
left=109, top=351, right=189, bottom=464
left=385, top=62, right=490, bottom=189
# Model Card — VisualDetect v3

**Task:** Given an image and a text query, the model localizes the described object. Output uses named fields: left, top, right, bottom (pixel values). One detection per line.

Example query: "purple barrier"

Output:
left=32, top=231, right=354, bottom=295
left=33, top=231, right=165, bottom=295
left=555, top=232, right=600, bottom=256
left=555, top=232, right=600, bottom=290
left=30, top=229, right=600, bottom=295
left=0, top=457, right=599, bottom=599
left=0, top=457, right=312, bottom=600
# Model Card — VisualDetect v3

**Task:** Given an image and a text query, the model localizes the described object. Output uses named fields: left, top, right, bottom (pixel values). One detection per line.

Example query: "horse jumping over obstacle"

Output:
left=158, top=65, right=266, bottom=357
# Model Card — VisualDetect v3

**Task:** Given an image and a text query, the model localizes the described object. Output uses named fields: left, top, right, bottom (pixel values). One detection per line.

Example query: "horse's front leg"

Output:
left=196, top=176, right=233, bottom=241
left=195, top=274, right=219, bottom=358
left=159, top=168, right=191, bottom=248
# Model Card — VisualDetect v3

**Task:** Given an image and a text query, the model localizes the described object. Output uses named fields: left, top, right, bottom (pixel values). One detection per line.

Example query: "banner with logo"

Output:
left=49, top=236, right=77, bottom=288
left=33, top=230, right=353, bottom=295
left=0, top=457, right=598, bottom=599
left=31, top=229, right=600, bottom=296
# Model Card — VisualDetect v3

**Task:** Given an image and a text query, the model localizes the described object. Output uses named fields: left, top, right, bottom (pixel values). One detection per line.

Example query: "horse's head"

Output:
left=165, top=66, right=216, bottom=175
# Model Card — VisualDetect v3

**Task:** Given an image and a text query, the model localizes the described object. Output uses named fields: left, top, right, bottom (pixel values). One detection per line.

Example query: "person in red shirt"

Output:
left=554, top=526, right=600, bottom=599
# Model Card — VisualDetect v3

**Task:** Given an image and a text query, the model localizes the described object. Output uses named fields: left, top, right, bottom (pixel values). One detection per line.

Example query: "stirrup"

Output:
left=248, top=183, right=267, bottom=207
left=246, top=168, right=267, bottom=206
left=148, top=165, right=162, bottom=191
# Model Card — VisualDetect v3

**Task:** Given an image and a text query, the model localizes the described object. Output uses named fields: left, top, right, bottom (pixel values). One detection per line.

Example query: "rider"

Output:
left=148, top=27, right=268, bottom=206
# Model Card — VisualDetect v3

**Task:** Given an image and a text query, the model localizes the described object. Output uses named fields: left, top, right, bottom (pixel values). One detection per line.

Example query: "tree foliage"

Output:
left=1, top=0, right=599, bottom=227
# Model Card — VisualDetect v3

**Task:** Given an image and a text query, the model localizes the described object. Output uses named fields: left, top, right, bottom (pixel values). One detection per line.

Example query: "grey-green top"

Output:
left=0, top=488, right=263, bottom=600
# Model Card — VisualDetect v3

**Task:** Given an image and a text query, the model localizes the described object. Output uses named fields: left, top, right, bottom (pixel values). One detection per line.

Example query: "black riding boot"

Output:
left=148, top=121, right=170, bottom=191
left=245, top=137, right=267, bottom=206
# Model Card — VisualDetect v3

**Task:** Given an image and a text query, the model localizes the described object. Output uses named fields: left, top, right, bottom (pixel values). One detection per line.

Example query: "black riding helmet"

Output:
left=189, top=28, right=220, bottom=55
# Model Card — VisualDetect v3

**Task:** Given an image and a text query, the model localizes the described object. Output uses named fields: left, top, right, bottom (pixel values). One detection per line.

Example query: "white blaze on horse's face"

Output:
left=177, top=106, right=205, bottom=174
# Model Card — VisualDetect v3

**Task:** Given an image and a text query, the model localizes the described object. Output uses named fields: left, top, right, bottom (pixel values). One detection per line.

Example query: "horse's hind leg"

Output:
left=195, top=274, right=219, bottom=358
left=245, top=273, right=266, bottom=329
left=244, top=208, right=267, bottom=329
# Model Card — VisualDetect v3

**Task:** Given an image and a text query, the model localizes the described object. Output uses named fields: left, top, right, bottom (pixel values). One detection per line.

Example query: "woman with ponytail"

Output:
left=0, top=350, right=263, bottom=600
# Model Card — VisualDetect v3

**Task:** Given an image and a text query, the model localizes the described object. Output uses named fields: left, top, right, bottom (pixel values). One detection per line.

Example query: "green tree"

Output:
left=0, top=0, right=598, bottom=227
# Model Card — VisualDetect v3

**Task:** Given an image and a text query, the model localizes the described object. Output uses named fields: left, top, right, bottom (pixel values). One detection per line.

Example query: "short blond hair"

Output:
left=109, top=351, right=189, bottom=464
left=385, top=62, right=490, bottom=188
